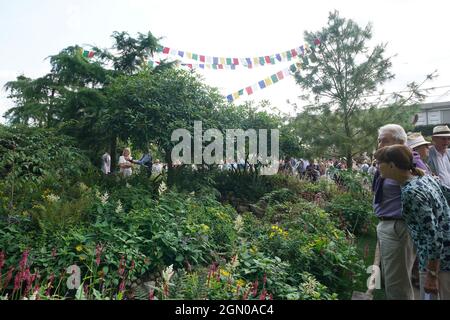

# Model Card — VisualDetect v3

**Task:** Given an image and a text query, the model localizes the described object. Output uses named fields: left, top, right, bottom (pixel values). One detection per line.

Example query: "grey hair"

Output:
left=378, top=124, right=407, bottom=145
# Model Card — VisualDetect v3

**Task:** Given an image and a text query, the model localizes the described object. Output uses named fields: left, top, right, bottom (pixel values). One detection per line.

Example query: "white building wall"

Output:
left=428, top=111, right=441, bottom=125
left=416, top=112, right=427, bottom=126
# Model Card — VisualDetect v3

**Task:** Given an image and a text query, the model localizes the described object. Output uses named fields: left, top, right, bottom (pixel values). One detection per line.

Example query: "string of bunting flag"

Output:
left=78, top=38, right=320, bottom=103
left=225, top=63, right=302, bottom=103
left=155, top=39, right=320, bottom=67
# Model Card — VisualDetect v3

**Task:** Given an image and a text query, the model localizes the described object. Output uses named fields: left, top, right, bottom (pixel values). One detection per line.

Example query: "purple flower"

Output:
left=0, top=251, right=5, bottom=269
left=95, top=244, right=103, bottom=266
left=19, top=249, right=29, bottom=271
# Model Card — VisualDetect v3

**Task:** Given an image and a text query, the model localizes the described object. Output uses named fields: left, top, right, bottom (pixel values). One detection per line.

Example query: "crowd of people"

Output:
left=277, top=156, right=376, bottom=182
left=373, top=124, right=450, bottom=300
left=101, top=148, right=376, bottom=182
left=101, top=147, right=164, bottom=178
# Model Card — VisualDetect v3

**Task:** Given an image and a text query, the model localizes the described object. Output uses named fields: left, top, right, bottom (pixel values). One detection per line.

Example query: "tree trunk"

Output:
left=165, top=149, right=174, bottom=187
left=47, top=88, right=55, bottom=128
left=110, top=135, right=117, bottom=172
left=346, top=150, right=353, bottom=171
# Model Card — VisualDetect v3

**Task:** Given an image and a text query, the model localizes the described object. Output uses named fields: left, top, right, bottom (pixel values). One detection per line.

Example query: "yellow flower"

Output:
left=79, top=255, right=86, bottom=261
left=200, top=224, right=210, bottom=233
left=236, top=279, right=246, bottom=287
left=220, top=269, right=231, bottom=277
left=75, top=244, right=83, bottom=252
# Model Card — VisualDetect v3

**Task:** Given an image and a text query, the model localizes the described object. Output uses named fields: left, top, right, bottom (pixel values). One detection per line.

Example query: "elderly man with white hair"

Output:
left=373, top=124, right=416, bottom=299
left=428, top=125, right=450, bottom=187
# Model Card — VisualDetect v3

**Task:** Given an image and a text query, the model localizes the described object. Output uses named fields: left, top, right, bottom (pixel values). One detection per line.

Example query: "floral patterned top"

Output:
left=401, top=175, right=450, bottom=272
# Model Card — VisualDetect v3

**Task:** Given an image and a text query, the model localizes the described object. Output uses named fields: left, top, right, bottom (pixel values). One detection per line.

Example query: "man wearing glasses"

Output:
left=428, top=125, right=450, bottom=187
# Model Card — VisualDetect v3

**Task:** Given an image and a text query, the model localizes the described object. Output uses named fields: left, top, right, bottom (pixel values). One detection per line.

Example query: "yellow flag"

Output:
left=264, top=77, right=273, bottom=86
left=253, top=57, right=259, bottom=65
left=186, top=52, right=192, bottom=59
left=220, top=57, right=226, bottom=64
left=233, top=92, right=240, bottom=99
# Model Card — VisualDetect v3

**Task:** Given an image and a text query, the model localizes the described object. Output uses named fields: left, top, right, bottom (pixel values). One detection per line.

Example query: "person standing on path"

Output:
left=428, top=125, right=450, bottom=187
left=375, top=144, right=450, bottom=300
left=373, top=124, right=416, bottom=299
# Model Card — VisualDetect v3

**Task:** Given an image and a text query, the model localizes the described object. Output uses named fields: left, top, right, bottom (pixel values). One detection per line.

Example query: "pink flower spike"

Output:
left=4, top=267, right=14, bottom=288
left=119, top=280, right=125, bottom=293
left=95, top=244, right=102, bottom=266
left=252, top=279, right=259, bottom=297
left=13, top=272, right=21, bottom=292
left=118, top=256, right=125, bottom=276
left=0, top=251, right=5, bottom=269
left=19, top=249, right=29, bottom=271
left=259, top=289, right=267, bottom=300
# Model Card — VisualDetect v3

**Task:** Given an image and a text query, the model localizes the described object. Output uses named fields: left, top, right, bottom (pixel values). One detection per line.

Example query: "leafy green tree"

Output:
left=293, top=11, right=434, bottom=167
left=106, top=67, right=224, bottom=184
left=4, top=32, right=164, bottom=170
left=0, top=125, right=90, bottom=215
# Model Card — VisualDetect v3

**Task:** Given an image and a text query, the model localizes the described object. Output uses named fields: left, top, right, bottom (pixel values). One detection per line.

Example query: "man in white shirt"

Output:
left=428, top=125, right=450, bottom=187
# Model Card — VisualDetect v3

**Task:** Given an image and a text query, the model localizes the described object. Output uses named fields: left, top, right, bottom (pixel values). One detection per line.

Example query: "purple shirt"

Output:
left=373, top=178, right=402, bottom=218
left=412, top=151, right=431, bottom=175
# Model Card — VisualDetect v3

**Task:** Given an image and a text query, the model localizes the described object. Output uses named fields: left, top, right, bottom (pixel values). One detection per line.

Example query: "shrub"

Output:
left=0, top=125, right=91, bottom=216
left=325, top=192, right=375, bottom=236
left=257, top=199, right=365, bottom=299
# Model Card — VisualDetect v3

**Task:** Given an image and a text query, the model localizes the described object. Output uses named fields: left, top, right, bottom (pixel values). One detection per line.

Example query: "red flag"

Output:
left=200, top=55, right=206, bottom=62
left=218, top=64, right=224, bottom=69
left=246, top=86, right=253, bottom=95
left=88, top=51, right=95, bottom=58
left=233, top=58, right=239, bottom=65
left=163, top=47, right=170, bottom=54
left=314, top=38, right=321, bottom=45
left=277, top=71, right=284, bottom=80
left=265, top=56, right=271, bottom=63
left=291, top=49, right=298, bottom=57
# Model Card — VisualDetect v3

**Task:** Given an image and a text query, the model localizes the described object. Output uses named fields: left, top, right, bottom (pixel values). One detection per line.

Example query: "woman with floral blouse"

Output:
left=375, top=144, right=450, bottom=300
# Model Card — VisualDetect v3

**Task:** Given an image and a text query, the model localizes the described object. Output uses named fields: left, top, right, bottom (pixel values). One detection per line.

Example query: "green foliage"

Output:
left=214, top=170, right=276, bottom=202
left=30, top=187, right=94, bottom=232
left=256, top=198, right=365, bottom=299
left=260, top=188, right=297, bottom=205
left=0, top=125, right=91, bottom=215
left=328, top=167, right=371, bottom=196
left=326, top=192, right=375, bottom=235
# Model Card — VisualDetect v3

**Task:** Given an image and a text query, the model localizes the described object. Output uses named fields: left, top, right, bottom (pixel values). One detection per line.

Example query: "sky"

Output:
left=1, top=0, right=450, bottom=122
